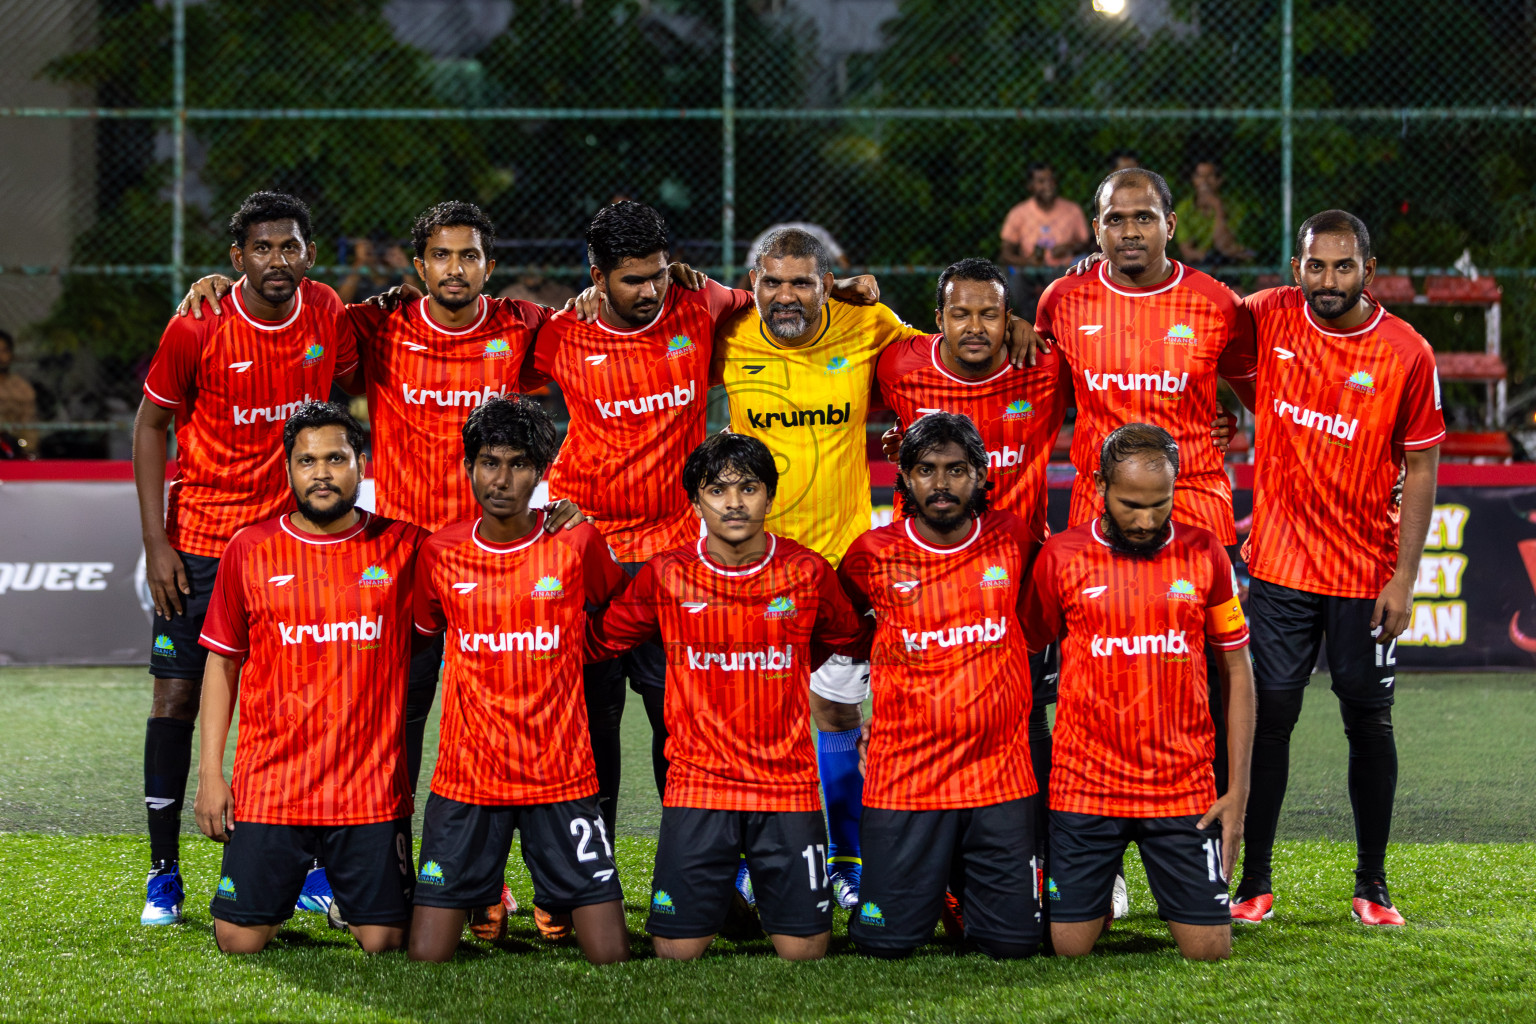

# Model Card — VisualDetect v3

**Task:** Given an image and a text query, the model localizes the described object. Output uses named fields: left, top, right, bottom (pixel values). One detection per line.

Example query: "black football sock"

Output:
left=404, top=639, right=443, bottom=794
left=145, top=717, right=195, bottom=867
left=1239, top=687, right=1307, bottom=894
left=640, top=684, right=669, bottom=800
left=583, top=666, right=625, bottom=836
left=1340, top=700, right=1396, bottom=885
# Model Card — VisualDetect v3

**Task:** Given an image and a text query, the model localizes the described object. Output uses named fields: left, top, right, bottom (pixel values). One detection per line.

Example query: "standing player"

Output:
left=1231, top=211, right=1443, bottom=927
left=712, top=227, right=912, bottom=908
left=192, top=403, right=421, bottom=954
left=410, top=396, right=629, bottom=963
left=586, top=433, right=869, bottom=961
left=839, top=413, right=1043, bottom=960
left=135, top=192, right=357, bottom=926
left=1023, top=424, right=1254, bottom=961
left=174, top=201, right=590, bottom=805
left=1037, top=167, right=1256, bottom=795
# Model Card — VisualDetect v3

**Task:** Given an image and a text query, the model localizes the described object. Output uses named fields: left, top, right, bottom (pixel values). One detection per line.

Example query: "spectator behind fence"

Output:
left=337, top=236, right=419, bottom=303
left=998, top=162, right=1091, bottom=318
left=1109, top=149, right=1141, bottom=171
left=0, top=328, right=38, bottom=458
left=1174, top=159, right=1255, bottom=265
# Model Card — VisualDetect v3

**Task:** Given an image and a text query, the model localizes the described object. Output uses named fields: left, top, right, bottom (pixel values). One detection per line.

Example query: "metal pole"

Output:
left=1280, top=0, right=1294, bottom=269
left=171, top=0, right=186, bottom=299
left=721, top=0, right=736, bottom=280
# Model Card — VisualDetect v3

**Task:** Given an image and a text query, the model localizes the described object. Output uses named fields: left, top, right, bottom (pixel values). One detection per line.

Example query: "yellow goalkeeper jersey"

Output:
left=715, top=299, right=910, bottom=564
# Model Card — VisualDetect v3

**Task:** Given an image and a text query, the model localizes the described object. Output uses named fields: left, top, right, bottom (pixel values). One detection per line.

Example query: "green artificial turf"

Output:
left=0, top=668, right=1533, bottom=1023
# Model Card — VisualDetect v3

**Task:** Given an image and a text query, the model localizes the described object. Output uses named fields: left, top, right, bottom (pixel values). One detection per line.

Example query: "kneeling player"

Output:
left=1024, top=424, right=1254, bottom=961
left=409, top=396, right=629, bottom=965
left=193, top=403, right=421, bottom=954
left=839, top=412, right=1044, bottom=960
left=588, top=433, right=868, bottom=961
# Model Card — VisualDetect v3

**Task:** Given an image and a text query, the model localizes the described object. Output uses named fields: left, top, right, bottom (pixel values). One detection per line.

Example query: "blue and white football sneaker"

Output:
left=829, top=863, right=862, bottom=911
left=735, top=860, right=756, bottom=908
left=141, top=862, right=185, bottom=926
left=296, top=864, right=333, bottom=914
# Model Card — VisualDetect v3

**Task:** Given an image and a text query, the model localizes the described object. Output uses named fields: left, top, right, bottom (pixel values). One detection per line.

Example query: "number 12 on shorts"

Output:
left=801, top=844, right=829, bottom=890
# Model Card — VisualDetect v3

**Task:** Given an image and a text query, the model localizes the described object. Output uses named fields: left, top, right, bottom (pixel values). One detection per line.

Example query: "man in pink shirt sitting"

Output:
left=998, top=162, right=1092, bottom=317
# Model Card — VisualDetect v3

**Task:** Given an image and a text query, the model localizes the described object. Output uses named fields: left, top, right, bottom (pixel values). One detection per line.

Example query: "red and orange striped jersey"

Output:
left=586, top=534, right=868, bottom=812
left=526, top=281, right=753, bottom=561
left=1035, top=260, right=1256, bottom=543
left=198, top=511, right=422, bottom=826
left=838, top=511, right=1041, bottom=811
left=1023, top=519, right=1249, bottom=818
left=877, top=333, right=1067, bottom=540
left=1243, top=288, right=1445, bottom=598
left=414, top=515, right=627, bottom=806
left=143, top=278, right=358, bottom=558
left=349, top=295, right=550, bottom=532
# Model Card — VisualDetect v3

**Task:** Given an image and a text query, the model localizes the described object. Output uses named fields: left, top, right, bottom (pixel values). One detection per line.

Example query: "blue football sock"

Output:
left=818, top=727, right=863, bottom=867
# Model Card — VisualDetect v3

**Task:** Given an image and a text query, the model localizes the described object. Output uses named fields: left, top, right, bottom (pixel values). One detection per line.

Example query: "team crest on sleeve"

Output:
left=980, top=565, right=1010, bottom=589
left=359, top=566, right=393, bottom=587
left=531, top=576, right=564, bottom=599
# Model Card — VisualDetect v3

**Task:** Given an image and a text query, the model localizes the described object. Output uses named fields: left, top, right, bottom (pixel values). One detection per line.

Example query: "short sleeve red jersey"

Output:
left=838, top=511, right=1040, bottom=811
left=529, top=281, right=753, bottom=561
left=1023, top=519, right=1249, bottom=818
left=1035, top=261, right=1256, bottom=543
left=877, top=334, right=1067, bottom=540
left=414, top=515, right=626, bottom=805
left=587, top=534, right=867, bottom=812
left=143, top=278, right=358, bottom=558
left=352, top=295, right=551, bottom=532
left=1243, top=288, right=1446, bottom=598
left=198, top=512, right=422, bottom=826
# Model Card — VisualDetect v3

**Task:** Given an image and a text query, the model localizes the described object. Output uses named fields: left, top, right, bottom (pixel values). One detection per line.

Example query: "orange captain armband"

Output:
left=1206, top=596, right=1246, bottom=636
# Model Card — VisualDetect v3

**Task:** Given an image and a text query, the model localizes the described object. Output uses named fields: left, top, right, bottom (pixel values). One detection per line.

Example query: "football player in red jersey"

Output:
left=586, top=433, right=869, bottom=961
left=410, top=396, right=629, bottom=964
left=1024, top=423, right=1255, bottom=961
left=193, top=403, right=422, bottom=954
left=135, top=192, right=358, bottom=926
left=1232, top=211, right=1443, bottom=928
left=840, top=413, right=1043, bottom=960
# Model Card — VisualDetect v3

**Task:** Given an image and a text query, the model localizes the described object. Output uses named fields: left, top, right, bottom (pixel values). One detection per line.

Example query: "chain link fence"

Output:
left=4, top=0, right=1536, bottom=453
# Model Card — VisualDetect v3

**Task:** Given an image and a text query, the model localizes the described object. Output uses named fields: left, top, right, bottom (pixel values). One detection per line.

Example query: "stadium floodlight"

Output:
left=1092, top=0, right=1128, bottom=15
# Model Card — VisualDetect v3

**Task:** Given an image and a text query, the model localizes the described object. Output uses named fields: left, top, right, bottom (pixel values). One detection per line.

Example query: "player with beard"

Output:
left=1023, top=423, right=1254, bottom=961
left=1231, top=211, right=1443, bottom=928
left=410, top=396, right=629, bottom=963
left=135, top=192, right=357, bottom=927
left=193, top=402, right=423, bottom=954
left=585, top=433, right=869, bottom=961
left=838, top=413, right=1043, bottom=960
left=1039, top=167, right=1257, bottom=806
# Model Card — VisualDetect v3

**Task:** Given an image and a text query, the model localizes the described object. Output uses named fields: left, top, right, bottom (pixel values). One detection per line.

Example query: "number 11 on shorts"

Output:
left=802, top=844, right=828, bottom=890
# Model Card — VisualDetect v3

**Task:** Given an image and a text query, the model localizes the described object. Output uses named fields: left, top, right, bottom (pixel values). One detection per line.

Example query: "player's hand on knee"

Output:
left=881, top=421, right=904, bottom=463
left=145, top=539, right=190, bottom=618
left=667, top=263, right=708, bottom=291
left=1005, top=314, right=1049, bottom=368
left=831, top=275, right=880, bottom=305
left=366, top=282, right=422, bottom=312
left=177, top=274, right=233, bottom=319
left=194, top=775, right=236, bottom=843
left=543, top=499, right=589, bottom=532
left=1198, top=791, right=1245, bottom=883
